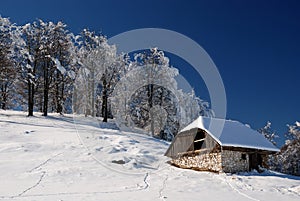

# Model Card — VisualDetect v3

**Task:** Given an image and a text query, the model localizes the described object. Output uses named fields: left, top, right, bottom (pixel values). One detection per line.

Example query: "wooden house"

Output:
left=165, top=116, right=279, bottom=173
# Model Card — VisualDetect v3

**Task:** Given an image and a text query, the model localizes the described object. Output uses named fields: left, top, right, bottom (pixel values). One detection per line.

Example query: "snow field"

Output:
left=0, top=110, right=299, bottom=201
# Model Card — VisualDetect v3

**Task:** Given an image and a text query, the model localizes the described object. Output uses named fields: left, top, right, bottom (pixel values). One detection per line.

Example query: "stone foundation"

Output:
left=221, top=150, right=249, bottom=173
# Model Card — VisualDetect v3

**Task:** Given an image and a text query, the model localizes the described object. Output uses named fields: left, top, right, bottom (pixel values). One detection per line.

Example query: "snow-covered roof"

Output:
left=180, top=116, right=279, bottom=152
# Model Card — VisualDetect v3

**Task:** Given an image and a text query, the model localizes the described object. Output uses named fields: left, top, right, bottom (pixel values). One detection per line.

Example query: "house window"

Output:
left=194, top=130, right=205, bottom=150
left=241, top=154, right=246, bottom=160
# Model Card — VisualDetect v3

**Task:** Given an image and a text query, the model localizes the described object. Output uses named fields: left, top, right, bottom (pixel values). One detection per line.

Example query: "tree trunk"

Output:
left=85, top=71, right=92, bottom=117
left=102, top=77, right=108, bottom=122
left=91, top=68, right=95, bottom=117
left=28, top=57, right=36, bottom=117
left=148, top=84, right=154, bottom=136
left=150, top=110, right=154, bottom=137
left=55, top=72, right=63, bottom=114
left=28, top=80, right=33, bottom=116
left=102, top=94, right=108, bottom=122
left=59, top=79, right=64, bottom=114
left=1, top=84, right=7, bottom=110
left=43, top=61, right=49, bottom=116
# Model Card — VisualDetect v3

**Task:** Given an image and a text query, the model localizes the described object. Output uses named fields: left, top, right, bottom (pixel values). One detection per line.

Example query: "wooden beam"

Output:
left=194, top=138, right=205, bottom=143
left=222, top=146, right=277, bottom=154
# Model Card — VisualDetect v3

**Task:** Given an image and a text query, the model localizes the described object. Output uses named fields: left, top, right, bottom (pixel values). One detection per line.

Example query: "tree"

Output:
left=111, top=48, right=214, bottom=140
left=73, top=30, right=124, bottom=121
left=257, top=121, right=279, bottom=171
left=17, top=20, right=78, bottom=116
left=280, top=122, right=300, bottom=175
left=270, top=122, right=300, bottom=176
left=129, top=84, right=179, bottom=138
left=0, top=16, right=17, bottom=110
left=112, top=48, right=181, bottom=138
left=258, top=121, right=278, bottom=146
left=100, top=51, right=125, bottom=122
left=73, top=30, right=104, bottom=117
left=47, top=22, right=78, bottom=114
left=19, top=21, right=41, bottom=116
left=34, top=20, right=78, bottom=116
left=177, top=89, right=213, bottom=129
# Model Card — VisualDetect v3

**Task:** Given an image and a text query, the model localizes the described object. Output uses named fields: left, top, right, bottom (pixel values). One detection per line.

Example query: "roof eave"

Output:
left=222, top=144, right=280, bottom=153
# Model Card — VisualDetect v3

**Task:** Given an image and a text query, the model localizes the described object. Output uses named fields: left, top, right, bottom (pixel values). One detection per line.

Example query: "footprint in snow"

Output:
left=24, top=130, right=35, bottom=134
left=99, top=136, right=109, bottom=140
left=129, top=139, right=140, bottom=144
left=95, top=147, right=103, bottom=151
left=109, top=147, right=127, bottom=153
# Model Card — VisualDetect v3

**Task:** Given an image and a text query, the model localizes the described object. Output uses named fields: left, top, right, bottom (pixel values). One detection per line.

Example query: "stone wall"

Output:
left=221, top=150, right=249, bottom=173
left=170, top=151, right=222, bottom=172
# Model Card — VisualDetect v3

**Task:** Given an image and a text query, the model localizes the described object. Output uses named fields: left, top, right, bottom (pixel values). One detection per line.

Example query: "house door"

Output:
left=249, top=153, right=262, bottom=171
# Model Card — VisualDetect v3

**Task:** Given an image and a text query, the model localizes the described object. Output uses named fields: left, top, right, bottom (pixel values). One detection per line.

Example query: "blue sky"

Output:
left=1, top=0, right=299, bottom=143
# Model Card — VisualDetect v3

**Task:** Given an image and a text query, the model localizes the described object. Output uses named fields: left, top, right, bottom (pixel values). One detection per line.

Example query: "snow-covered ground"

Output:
left=0, top=110, right=299, bottom=201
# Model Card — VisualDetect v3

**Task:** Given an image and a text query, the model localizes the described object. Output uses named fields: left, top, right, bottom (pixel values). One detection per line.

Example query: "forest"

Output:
left=0, top=17, right=213, bottom=138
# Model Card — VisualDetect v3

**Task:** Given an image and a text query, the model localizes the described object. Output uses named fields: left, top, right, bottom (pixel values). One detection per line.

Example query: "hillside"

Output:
left=0, top=110, right=299, bottom=201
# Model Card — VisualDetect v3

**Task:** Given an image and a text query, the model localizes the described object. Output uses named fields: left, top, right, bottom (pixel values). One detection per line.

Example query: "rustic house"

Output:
left=165, top=116, right=279, bottom=173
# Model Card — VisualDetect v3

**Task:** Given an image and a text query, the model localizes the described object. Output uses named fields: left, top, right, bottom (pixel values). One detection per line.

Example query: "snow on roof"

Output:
left=181, top=116, right=280, bottom=152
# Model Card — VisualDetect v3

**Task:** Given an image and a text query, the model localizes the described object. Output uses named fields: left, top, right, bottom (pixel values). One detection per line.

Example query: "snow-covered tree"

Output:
left=0, top=16, right=18, bottom=110
left=280, top=122, right=300, bottom=175
left=73, top=30, right=124, bottom=121
left=73, top=30, right=103, bottom=117
left=17, top=20, right=78, bottom=116
left=17, top=21, right=41, bottom=116
left=111, top=48, right=180, bottom=138
left=257, top=121, right=279, bottom=172
left=177, top=89, right=213, bottom=129
left=112, top=48, right=214, bottom=140
left=270, top=122, right=300, bottom=176
left=47, top=21, right=78, bottom=114
left=258, top=121, right=278, bottom=146
left=285, top=122, right=300, bottom=142
left=132, top=48, right=180, bottom=137
left=129, top=84, right=180, bottom=138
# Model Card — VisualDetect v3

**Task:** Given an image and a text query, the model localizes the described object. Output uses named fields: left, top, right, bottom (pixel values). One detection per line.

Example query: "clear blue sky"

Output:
left=1, top=0, right=299, bottom=142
